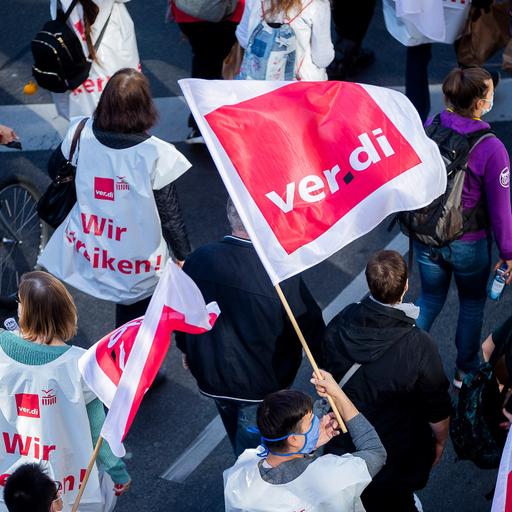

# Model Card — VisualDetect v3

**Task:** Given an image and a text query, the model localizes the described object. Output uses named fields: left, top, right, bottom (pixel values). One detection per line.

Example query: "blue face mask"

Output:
left=253, top=415, right=321, bottom=457
left=481, top=93, right=494, bottom=116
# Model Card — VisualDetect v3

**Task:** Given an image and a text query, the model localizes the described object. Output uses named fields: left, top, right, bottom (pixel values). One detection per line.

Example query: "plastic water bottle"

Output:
left=4, top=317, right=20, bottom=335
left=489, top=264, right=508, bottom=301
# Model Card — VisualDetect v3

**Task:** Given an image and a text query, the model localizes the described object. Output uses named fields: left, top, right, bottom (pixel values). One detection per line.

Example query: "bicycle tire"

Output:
left=0, top=175, right=50, bottom=302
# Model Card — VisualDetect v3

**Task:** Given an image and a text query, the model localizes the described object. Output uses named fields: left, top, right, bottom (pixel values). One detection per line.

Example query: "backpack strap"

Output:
left=287, top=0, right=314, bottom=24
left=467, top=130, right=495, bottom=154
left=93, top=8, right=113, bottom=52
left=62, top=0, right=81, bottom=22
left=260, top=0, right=314, bottom=23
left=338, top=362, right=362, bottom=388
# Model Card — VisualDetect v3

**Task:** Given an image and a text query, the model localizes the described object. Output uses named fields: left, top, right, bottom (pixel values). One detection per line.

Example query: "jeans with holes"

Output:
left=214, top=398, right=260, bottom=457
left=414, top=238, right=491, bottom=372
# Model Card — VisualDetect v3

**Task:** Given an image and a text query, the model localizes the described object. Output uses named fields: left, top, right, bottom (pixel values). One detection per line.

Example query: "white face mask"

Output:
left=481, top=93, right=494, bottom=116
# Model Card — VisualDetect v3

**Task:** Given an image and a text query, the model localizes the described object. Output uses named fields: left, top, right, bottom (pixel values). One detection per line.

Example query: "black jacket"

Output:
left=48, top=124, right=191, bottom=260
left=175, top=236, right=325, bottom=401
left=322, top=297, right=451, bottom=491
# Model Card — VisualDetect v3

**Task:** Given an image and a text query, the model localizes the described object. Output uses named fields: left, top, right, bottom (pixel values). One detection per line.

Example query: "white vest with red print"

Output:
left=39, top=117, right=191, bottom=304
left=0, top=343, right=103, bottom=512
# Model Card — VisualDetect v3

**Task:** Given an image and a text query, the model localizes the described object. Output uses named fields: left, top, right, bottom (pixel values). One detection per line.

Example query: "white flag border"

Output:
left=179, top=79, right=446, bottom=285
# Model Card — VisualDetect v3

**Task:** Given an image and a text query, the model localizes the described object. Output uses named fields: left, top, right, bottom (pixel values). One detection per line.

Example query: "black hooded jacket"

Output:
left=322, top=297, right=451, bottom=491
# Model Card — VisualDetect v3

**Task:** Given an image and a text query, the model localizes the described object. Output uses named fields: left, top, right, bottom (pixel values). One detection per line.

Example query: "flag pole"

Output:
left=275, top=284, right=347, bottom=434
left=71, top=436, right=103, bottom=512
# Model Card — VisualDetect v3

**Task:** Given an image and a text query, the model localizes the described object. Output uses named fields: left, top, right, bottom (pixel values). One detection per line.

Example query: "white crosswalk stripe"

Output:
left=2, top=79, right=512, bottom=152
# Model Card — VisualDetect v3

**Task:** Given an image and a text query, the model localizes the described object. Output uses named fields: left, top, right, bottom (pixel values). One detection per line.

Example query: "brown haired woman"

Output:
left=236, top=0, right=334, bottom=80
left=414, top=67, right=512, bottom=388
left=51, top=0, right=140, bottom=119
left=40, top=68, right=192, bottom=332
left=0, top=271, right=130, bottom=511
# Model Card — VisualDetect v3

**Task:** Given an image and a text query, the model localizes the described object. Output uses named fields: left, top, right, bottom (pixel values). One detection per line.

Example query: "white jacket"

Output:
left=236, top=0, right=334, bottom=80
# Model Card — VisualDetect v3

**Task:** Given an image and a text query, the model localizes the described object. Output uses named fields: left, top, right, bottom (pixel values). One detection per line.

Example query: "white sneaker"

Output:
left=414, top=493, right=424, bottom=512
left=185, top=128, right=205, bottom=144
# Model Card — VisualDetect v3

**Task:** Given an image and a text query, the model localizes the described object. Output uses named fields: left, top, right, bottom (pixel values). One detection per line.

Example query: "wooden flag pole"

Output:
left=275, top=284, right=347, bottom=434
left=71, top=436, right=103, bottom=512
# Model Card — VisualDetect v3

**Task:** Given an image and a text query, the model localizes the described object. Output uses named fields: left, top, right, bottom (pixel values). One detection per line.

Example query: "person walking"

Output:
left=322, top=250, right=451, bottom=512
left=236, top=0, right=334, bottom=81
left=224, top=369, right=386, bottom=511
left=50, top=0, right=140, bottom=119
left=39, top=68, right=192, bottom=330
left=170, top=0, right=245, bottom=143
left=415, top=67, right=512, bottom=387
left=0, top=271, right=130, bottom=512
left=176, top=199, right=325, bottom=456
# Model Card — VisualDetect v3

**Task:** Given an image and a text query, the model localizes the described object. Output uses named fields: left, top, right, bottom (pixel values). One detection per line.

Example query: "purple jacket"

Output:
left=428, top=111, right=512, bottom=260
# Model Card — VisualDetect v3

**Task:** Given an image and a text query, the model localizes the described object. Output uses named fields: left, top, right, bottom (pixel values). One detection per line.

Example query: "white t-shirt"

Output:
left=39, top=117, right=192, bottom=304
left=236, top=0, right=334, bottom=80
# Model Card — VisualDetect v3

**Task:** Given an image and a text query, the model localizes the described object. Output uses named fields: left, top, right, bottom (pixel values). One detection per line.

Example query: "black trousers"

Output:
left=115, top=296, right=151, bottom=328
left=332, top=0, right=377, bottom=45
left=362, top=486, right=419, bottom=512
left=178, top=22, right=237, bottom=128
left=405, top=44, right=433, bottom=123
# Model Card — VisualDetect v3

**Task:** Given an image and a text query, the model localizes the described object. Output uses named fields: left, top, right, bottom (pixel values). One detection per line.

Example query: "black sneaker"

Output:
left=185, top=128, right=205, bottom=145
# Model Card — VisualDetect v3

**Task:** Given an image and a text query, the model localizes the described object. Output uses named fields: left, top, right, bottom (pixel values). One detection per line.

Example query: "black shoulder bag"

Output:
left=37, top=117, right=88, bottom=228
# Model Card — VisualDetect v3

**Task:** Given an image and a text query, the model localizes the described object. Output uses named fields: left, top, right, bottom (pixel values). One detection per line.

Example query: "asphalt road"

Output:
left=1, top=2, right=512, bottom=512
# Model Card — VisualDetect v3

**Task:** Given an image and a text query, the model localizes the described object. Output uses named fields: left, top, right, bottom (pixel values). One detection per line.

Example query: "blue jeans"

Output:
left=414, top=238, right=491, bottom=372
left=214, top=398, right=260, bottom=457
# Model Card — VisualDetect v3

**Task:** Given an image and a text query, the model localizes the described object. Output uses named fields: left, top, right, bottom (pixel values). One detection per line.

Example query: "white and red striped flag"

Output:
left=78, top=260, right=220, bottom=457
left=492, top=428, right=512, bottom=512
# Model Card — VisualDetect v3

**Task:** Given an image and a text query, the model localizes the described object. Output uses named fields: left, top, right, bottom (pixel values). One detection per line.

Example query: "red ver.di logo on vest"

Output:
left=15, top=394, right=40, bottom=418
left=94, top=177, right=115, bottom=201
left=205, top=82, right=421, bottom=254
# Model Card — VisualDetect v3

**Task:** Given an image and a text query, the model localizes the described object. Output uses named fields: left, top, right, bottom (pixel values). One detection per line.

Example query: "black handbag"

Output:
left=37, top=118, right=88, bottom=228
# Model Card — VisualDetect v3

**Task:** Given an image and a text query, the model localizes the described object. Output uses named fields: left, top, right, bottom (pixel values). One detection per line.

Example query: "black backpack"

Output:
left=31, top=0, right=91, bottom=93
left=397, top=115, right=494, bottom=247
left=450, top=363, right=507, bottom=469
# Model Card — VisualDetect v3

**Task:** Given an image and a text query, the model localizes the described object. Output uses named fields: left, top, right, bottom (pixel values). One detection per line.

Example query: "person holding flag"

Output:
left=224, top=369, right=386, bottom=511
left=0, top=271, right=130, bottom=512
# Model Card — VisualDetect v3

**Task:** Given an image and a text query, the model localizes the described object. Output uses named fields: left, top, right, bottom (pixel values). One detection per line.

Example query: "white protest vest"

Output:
left=51, top=0, right=140, bottom=118
left=38, top=117, right=191, bottom=304
left=0, top=343, right=103, bottom=512
left=223, top=449, right=372, bottom=512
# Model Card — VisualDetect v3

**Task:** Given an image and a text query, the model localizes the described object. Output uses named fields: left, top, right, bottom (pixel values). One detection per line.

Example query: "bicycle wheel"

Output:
left=0, top=176, right=49, bottom=300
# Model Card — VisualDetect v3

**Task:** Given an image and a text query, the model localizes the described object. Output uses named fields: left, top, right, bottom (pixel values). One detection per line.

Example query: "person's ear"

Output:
left=287, top=434, right=303, bottom=451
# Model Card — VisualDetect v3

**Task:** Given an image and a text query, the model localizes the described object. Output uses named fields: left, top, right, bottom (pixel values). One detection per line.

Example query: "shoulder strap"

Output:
left=68, top=117, right=88, bottom=163
left=63, top=0, right=82, bottom=22
left=94, top=8, right=113, bottom=51
left=467, top=130, right=495, bottom=154
left=339, top=362, right=362, bottom=388
left=287, top=0, right=314, bottom=23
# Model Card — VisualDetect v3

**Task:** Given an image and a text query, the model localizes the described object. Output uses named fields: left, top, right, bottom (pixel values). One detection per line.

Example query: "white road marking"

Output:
left=2, top=78, right=512, bottom=152
left=161, top=232, right=409, bottom=483
left=0, top=96, right=190, bottom=152
left=160, top=414, right=226, bottom=483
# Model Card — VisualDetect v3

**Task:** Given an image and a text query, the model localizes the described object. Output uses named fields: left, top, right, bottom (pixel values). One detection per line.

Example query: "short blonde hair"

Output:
left=18, top=271, right=77, bottom=344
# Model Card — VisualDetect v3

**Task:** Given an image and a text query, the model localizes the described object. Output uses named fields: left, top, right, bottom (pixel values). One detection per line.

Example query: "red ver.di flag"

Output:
left=492, top=428, right=512, bottom=512
left=179, top=79, right=446, bottom=284
left=78, top=260, right=220, bottom=457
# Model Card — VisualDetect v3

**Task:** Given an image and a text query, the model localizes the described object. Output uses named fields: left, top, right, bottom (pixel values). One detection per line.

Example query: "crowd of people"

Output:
left=1, top=0, right=512, bottom=511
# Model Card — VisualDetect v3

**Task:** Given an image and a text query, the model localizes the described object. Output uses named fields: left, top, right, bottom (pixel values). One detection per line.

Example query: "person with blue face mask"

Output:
left=223, top=370, right=387, bottom=511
